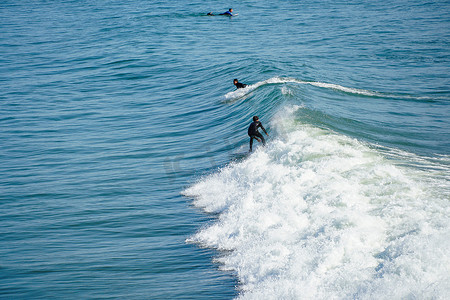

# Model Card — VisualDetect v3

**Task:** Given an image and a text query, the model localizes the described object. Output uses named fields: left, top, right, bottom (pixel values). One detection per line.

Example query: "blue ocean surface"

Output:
left=1, top=0, right=449, bottom=299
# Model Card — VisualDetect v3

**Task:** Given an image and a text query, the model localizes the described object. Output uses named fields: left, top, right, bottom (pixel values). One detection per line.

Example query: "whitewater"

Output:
left=184, top=96, right=450, bottom=299
left=223, top=77, right=445, bottom=102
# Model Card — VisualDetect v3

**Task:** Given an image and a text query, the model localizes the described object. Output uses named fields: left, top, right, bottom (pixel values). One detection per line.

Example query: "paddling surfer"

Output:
left=220, top=8, right=234, bottom=16
left=234, top=78, right=247, bottom=89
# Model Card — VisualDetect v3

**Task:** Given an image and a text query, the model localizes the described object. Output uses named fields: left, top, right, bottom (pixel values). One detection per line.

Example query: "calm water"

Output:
left=1, top=0, right=449, bottom=299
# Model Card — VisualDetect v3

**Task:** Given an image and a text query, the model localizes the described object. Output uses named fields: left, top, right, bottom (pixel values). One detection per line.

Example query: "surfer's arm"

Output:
left=260, top=124, right=268, bottom=135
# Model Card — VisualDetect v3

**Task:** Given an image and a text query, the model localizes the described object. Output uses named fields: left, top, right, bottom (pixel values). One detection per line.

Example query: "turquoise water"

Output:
left=1, top=0, right=449, bottom=299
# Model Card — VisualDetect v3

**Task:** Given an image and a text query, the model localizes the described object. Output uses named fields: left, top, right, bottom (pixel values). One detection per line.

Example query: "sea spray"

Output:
left=184, top=105, right=450, bottom=299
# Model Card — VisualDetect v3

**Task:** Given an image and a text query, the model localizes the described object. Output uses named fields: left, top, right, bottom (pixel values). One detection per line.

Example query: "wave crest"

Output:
left=223, top=76, right=445, bottom=102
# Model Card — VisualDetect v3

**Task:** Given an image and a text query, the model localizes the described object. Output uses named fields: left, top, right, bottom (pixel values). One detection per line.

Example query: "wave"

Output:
left=183, top=105, right=450, bottom=299
left=223, top=76, right=446, bottom=102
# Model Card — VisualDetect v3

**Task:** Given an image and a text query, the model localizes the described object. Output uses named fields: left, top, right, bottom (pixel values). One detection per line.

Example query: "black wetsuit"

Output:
left=235, top=82, right=247, bottom=89
left=248, top=121, right=267, bottom=151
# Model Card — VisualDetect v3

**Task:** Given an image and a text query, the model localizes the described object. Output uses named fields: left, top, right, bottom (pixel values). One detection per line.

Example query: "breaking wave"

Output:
left=223, top=77, right=446, bottom=102
left=184, top=105, right=450, bottom=299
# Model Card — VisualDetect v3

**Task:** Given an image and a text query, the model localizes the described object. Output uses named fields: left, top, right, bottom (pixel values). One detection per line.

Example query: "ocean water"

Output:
left=1, top=0, right=449, bottom=299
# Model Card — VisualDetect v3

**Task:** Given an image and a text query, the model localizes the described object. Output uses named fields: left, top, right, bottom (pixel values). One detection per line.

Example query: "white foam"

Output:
left=306, top=81, right=379, bottom=96
left=223, top=76, right=447, bottom=102
left=281, top=85, right=293, bottom=96
left=184, top=105, right=450, bottom=299
left=223, top=77, right=378, bottom=101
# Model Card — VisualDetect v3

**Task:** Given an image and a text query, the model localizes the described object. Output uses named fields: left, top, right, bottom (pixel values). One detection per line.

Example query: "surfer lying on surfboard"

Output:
left=248, top=116, right=268, bottom=152
left=220, top=8, right=235, bottom=16
left=207, top=8, right=237, bottom=16
left=234, top=78, right=247, bottom=89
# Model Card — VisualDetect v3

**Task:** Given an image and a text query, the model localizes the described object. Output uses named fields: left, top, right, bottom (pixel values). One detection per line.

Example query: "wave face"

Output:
left=223, top=77, right=379, bottom=101
left=224, top=76, right=447, bottom=102
left=184, top=103, right=449, bottom=299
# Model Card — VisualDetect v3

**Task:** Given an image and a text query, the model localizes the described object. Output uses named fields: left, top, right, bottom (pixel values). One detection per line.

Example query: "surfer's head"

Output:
left=233, top=79, right=238, bottom=85
left=253, top=116, right=259, bottom=122
left=229, top=8, right=233, bottom=12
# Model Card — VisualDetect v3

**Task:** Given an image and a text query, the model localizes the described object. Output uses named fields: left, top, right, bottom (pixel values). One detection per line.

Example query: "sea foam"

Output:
left=223, top=76, right=447, bottom=103
left=184, top=105, right=450, bottom=299
left=223, top=77, right=378, bottom=102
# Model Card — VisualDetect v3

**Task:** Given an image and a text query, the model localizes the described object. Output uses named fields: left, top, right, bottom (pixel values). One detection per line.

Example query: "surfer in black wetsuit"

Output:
left=234, top=78, right=247, bottom=89
left=248, top=116, right=268, bottom=152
